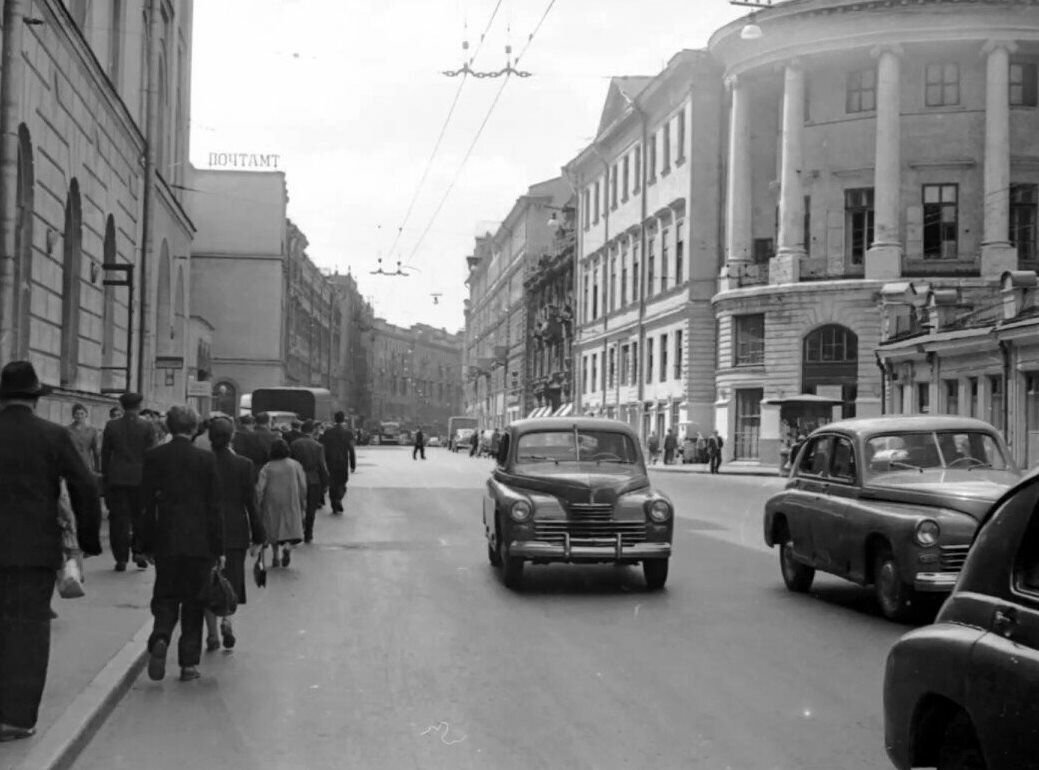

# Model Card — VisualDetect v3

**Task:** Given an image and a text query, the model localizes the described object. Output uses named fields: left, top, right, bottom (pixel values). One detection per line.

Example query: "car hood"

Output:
left=863, top=469, right=1020, bottom=518
left=496, top=463, right=650, bottom=503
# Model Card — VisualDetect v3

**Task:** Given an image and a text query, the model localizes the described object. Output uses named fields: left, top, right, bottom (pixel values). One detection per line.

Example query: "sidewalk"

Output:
left=648, top=460, right=785, bottom=477
left=4, top=526, right=154, bottom=770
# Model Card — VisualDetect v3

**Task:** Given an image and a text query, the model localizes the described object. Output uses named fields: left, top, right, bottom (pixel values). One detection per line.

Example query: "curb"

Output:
left=16, top=619, right=151, bottom=770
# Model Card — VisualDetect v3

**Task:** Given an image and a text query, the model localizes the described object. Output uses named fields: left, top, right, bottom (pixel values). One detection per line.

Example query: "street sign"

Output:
left=187, top=379, right=211, bottom=397
left=155, top=356, right=184, bottom=369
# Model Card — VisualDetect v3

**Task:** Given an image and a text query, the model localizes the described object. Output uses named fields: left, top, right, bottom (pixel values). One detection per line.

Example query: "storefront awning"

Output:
left=527, top=406, right=553, bottom=419
left=553, top=403, right=574, bottom=417
left=763, top=394, right=844, bottom=406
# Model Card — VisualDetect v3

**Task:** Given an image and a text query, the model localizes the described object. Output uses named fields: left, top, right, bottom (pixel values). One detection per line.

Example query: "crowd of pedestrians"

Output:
left=0, top=360, right=358, bottom=742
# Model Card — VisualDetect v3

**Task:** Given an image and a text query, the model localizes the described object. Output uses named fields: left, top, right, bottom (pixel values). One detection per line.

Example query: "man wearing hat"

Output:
left=319, top=411, right=356, bottom=514
left=102, top=392, right=157, bottom=571
left=0, top=361, right=101, bottom=741
left=289, top=419, right=329, bottom=543
left=284, top=419, right=304, bottom=446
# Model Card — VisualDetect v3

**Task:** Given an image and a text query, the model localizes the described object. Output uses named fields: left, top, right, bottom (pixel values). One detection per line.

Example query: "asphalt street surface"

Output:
left=74, top=447, right=908, bottom=769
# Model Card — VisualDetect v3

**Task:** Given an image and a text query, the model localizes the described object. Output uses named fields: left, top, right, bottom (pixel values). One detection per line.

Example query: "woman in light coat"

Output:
left=257, top=439, right=306, bottom=568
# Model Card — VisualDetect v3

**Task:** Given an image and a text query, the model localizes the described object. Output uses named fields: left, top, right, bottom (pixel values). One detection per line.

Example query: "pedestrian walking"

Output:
left=284, top=419, right=304, bottom=445
left=203, top=417, right=265, bottom=652
left=647, top=432, right=660, bottom=465
left=290, top=420, right=329, bottom=544
left=102, top=392, right=156, bottom=571
left=253, top=412, right=280, bottom=462
left=412, top=427, right=426, bottom=460
left=663, top=428, right=678, bottom=465
left=695, top=432, right=707, bottom=463
left=67, top=403, right=101, bottom=480
left=319, top=411, right=356, bottom=514
left=108, top=405, right=123, bottom=421
left=707, top=430, right=725, bottom=474
left=257, top=439, right=306, bottom=568
left=138, top=406, right=223, bottom=683
left=469, top=430, right=480, bottom=457
left=0, top=361, right=102, bottom=741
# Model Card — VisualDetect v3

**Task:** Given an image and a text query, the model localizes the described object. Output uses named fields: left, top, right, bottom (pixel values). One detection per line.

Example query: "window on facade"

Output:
left=632, top=242, right=640, bottom=301
left=593, top=181, right=601, bottom=223
left=592, top=260, right=600, bottom=319
left=660, top=227, right=670, bottom=292
left=675, top=221, right=684, bottom=284
left=676, top=109, right=686, bottom=162
left=803, top=195, right=812, bottom=257
left=591, top=354, right=598, bottom=394
left=925, top=63, right=960, bottom=107
left=582, top=266, right=590, bottom=322
left=647, top=235, right=656, bottom=297
left=846, top=67, right=876, bottom=113
left=582, top=188, right=591, bottom=230
left=845, top=188, right=875, bottom=266
left=109, top=0, right=123, bottom=83
left=753, top=238, right=774, bottom=265
left=622, top=155, right=630, bottom=201
left=660, top=333, right=668, bottom=381
left=611, top=164, right=619, bottom=209
left=647, top=135, right=657, bottom=183
left=620, top=344, right=629, bottom=384
left=922, top=184, right=958, bottom=259
left=60, top=180, right=83, bottom=387
left=990, top=375, right=1005, bottom=433
left=969, top=377, right=979, bottom=417
left=609, top=255, right=617, bottom=313
left=1011, top=183, right=1038, bottom=262
left=804, top=324, right=858, bottom=362
left=620, top=241, right=629, bottom=306
left=945, top=379, right=959, bottom=415
left=633, top=146, right=641, bottom=193
left=674, top=330, right=683, bottom=380
left=917, top=382, right=930, bottom=414
left=734, top=314, right=765, bottom=366
left=608, top=347, right=616, bottom=389
left=662, top=121, right=671, bottom=172
left=582, top=356, right=589, bottom=394
left=631, top=341, right=639, bottom=385
left=734, top=388, right=763, bottom=460
left=1011, top=62, right=1038, bottom=107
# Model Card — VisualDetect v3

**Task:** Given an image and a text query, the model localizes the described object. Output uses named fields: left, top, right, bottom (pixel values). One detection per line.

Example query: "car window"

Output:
left=831, top=437, right=857, bottom=482
left=515, top=430, right=639, bottom=465
left=1013, top=496, right=1039, bottom=595
left=864, top=430, right=1010, bottom=479
left=797, top=436, right=834, bottom=477
left=497, top=434, right=510, bottom=467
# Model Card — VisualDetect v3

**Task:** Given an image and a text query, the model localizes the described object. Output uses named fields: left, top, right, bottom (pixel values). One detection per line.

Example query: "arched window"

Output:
left=14, top=124, right=35, bottom=359
left=60, top=180, right=83, bottom=387
left=156, top=240, right=172, bottom=354
left=101, top=216, right=118, bottom=389
left=173, top=264, right=186, bottom=351
left=802, top=324, right=859, bottom=419
left=212, top=381, right=237, bottom=418
left=803, top=324, right=858, bottom=364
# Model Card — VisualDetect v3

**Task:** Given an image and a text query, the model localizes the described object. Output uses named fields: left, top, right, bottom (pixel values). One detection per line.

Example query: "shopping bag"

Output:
left=199, top=566, right=238, bottom=617
left=56, top=556, right=85, bottom=599
left=253, top=546, right=267, bottom=588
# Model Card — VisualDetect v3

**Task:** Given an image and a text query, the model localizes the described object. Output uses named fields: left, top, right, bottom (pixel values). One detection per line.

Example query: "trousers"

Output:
left=328, top=468, right=348, bottom=513
left=0, top=567, right=53, bottom=728
left=303, top=483, right=324, bottom=540
left=412, top=445, right=425, bottom=460
left=106, top=485, right=142, bottom=564
left=149, top=556, right=212, bottom=667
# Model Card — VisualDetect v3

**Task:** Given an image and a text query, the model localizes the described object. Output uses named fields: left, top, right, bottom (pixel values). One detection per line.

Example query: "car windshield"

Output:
left=863, top=430, right=1010, bottom=479
left=515, top=429, right=640, bottom=465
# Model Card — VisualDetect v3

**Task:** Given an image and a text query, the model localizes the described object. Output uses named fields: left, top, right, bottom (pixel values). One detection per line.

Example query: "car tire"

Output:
left=643, top=558, right=668, bottom=590
left=488, top=525, right=503, bottom=567
left=502, top=551, right=524, bottom=589
left=780, top=539, right=815, bottom=593
left=937, top=711, right=987, bottom=770
left=874, top=548, right=916, bottom=622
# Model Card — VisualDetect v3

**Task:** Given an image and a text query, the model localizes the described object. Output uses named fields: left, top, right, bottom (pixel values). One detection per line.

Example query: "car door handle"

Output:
left=993, top=606, right=1018, bottom=637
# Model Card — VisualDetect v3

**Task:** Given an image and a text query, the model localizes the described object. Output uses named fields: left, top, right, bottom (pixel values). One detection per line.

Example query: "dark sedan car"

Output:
left=884, top=473, right=1039, bottom=769
left=763, top=415, right=1019, bottom=621
left=482, top=417, right=674, bottom=590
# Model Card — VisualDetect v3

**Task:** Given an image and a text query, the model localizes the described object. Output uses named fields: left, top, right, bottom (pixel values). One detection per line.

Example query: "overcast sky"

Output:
left=190, top=1, right=748, bottom=331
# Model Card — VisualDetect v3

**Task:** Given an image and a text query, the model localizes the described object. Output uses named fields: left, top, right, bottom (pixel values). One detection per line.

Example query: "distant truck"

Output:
left=251, top=387, right=334, bottom=424
left=448, top=416, right=479, bottom=452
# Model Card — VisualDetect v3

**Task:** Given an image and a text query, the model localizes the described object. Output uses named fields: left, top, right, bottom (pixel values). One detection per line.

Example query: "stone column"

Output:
left=721, top=75, right=752, bottom=290
left=866, top=45, right=903, bottom=280
left=771, top=63, right=806, bottom=285
left=982, top=39, right=1018, bottom=276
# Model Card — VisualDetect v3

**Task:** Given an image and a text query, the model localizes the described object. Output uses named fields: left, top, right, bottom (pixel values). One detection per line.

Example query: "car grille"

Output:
left=939, top=545, right=971, bottom=572
left=567, top=503, right=614, bottom=521
left=534, top=520, right=647, bottom=545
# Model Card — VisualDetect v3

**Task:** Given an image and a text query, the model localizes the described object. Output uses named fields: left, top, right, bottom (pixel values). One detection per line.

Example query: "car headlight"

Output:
left=914, top=519, right=940, bottom=547
left=510, top=499, right=533, bottom=522
left=646, top=499, right=672, bottom=523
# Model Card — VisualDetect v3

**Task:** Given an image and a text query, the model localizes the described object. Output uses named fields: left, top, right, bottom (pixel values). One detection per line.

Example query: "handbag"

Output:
left=199, top=565, right=238, bottom=617
left=56, top=556, right=85, bottom=599
left=56, top=482, right=85, bottom=599
left=253, top=546, right=267, bottom=588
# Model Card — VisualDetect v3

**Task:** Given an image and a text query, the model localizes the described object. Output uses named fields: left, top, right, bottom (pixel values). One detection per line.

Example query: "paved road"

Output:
left=74, top=447, right=905, bottom=770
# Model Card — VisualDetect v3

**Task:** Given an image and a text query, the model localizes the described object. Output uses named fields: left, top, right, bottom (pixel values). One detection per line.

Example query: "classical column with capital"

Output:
left=771, top=63, right=806, bottom=285
left=981, top=39, right=1018, bottom=275
left=866, top=46, right=903, bottom=279
left=721, top=74, right=752, bottom=290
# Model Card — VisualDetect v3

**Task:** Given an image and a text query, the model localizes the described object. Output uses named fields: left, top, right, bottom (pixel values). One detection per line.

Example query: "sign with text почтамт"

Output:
left=207, top=152, right=280, bottom=170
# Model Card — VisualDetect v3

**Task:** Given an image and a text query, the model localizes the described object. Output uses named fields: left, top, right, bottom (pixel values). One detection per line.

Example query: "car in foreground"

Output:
left=482, top=417, right=674, bottom=590
left=884, top=473, right=1039, bottom=768
left=763, top=415, right=1019, bottom=621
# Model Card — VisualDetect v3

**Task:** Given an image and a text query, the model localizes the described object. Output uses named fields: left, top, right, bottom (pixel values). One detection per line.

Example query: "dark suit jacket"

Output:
left=320, top=425, right=356, bottom=479
left=101, top=412, right=155, bottom=487
left=290, top=437, right=329, bottom=487
left=139, top=436, right=223, bottom=559
left=285, top=430, right=304, bottom=445
left=414, top=430, right=425, bottom=448
left=232, top=428, right=267, bottom=469
left=0, top=405, right=102, bottom=567
left=212, top=447, right=265, bottom=550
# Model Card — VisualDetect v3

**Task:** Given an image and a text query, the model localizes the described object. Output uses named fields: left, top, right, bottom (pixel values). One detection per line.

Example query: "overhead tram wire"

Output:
left=383, top=3, right=507, bottom=260
left=404, top=0, right=560, bottom=266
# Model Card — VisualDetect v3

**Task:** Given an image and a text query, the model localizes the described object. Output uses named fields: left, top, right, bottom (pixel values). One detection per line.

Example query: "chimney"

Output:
left=926, top=288, right=960, bottom=332
left=1001, top=270, right=1038, bottom=320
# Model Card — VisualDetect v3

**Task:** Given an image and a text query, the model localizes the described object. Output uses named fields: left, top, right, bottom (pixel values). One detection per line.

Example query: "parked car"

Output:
left=482, top=417, right=674, bottom=590
left=427, top=435, right=442, bottom=447
left=763, top=415, right=1020, bottom=621
left=884, top=473, right=1039, bottom=769
left=452, top=428, right=476, bottom=453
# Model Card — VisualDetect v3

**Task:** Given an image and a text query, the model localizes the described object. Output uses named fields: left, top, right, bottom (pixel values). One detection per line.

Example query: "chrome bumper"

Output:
left=509, top=534, right=671, bottom=562
left=913, top=572, right=959, bottom=592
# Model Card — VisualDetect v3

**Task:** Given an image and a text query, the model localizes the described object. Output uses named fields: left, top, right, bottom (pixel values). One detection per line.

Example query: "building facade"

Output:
left=464, top=176, right=571, bottom=428
left=328, top=270, right=374, bottom=425
left=709, top=0, right=1039, bottom=465
left=0, top=0, right=196, bottom=425
left=568, top=52, right=724, bottom=442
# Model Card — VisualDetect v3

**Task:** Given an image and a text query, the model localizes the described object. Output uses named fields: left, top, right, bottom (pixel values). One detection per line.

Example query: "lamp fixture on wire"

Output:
left=729, top=0, right=772, bottom=40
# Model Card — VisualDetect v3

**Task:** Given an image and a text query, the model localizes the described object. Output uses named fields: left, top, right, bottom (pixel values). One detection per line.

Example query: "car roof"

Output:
left=508, top=417, right=638, bottom=436
left=815, top=414, right=1000, bottom=436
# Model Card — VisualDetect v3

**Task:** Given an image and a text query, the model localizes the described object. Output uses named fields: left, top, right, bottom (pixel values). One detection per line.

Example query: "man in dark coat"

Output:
left=139, top=406, right=223, bottom=683
left=252, top=412, right=279, bottom=463
left=0, top=361, right=101, bottom=740
left=412, top=427, right=426, bottom=460
left=319, top=411, right=356, bottom=514
left=102, top=392, right=156, bottom=571
left=290, top=419, right=330, bottom=543
left=284, top=419, right=304, bottom=445
left=232, top=414, right=262, bottom=469
left=663, top=428, right=678, bottom=465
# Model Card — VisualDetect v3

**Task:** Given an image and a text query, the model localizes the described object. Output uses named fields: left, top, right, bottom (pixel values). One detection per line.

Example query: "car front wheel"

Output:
left=937, top=711, right=987, bottom=770
left=874, top=548, right=915, bottom=622
left=643, top=558, right=668, bottom=590
left=780, top=540, right=814, bottom=592
left=487, top=530, right=502, bottom=567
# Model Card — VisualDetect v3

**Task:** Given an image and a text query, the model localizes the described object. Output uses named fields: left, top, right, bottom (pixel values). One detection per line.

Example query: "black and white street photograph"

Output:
left=1, top=0, right=1039, bottom=768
